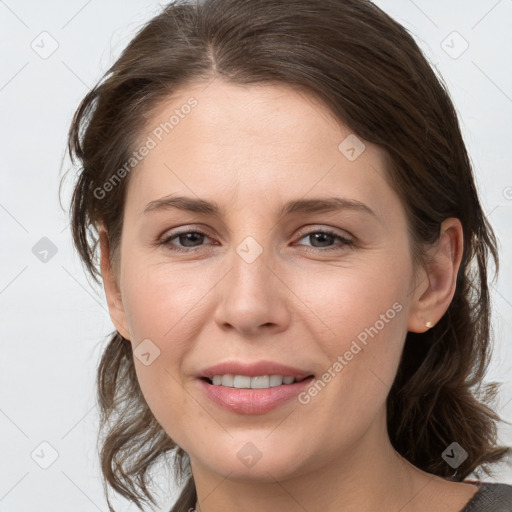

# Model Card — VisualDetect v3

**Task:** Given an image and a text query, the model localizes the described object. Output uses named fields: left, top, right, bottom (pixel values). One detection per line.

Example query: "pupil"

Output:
left=312, top=233, right=332, bottom=247
left=181, top=233, right=203, bottom=247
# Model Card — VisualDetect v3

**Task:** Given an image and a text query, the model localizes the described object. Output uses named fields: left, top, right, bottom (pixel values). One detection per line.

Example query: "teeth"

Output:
left=210, top=374, right=300, bottom=389
left=221, top=375, right=234, bottom=387
left=269, top=375, right=283, bottom=387
left=233, top=375, right=251, bottom=388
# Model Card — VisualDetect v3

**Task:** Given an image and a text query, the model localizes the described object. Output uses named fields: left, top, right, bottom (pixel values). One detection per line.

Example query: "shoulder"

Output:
left=461, top=481, right=512, bottom=511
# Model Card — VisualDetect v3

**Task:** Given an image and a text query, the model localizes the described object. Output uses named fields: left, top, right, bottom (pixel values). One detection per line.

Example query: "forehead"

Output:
left=126, top=80, right=395, bottom=219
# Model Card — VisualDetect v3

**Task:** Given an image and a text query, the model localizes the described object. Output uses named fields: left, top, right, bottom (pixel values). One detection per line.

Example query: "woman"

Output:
left=63, top=0, right=512, bottom=510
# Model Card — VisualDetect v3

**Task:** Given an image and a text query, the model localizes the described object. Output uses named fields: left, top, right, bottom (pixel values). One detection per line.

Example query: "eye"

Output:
left=158, top=227, right=354, bottom=253
left=159, top=229, right=213, bottom=252
left=295, top=229, right=354, bottom=252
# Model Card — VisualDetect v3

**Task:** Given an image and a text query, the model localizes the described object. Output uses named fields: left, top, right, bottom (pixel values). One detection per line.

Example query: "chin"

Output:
left=189, top=435, right=312, bottom=481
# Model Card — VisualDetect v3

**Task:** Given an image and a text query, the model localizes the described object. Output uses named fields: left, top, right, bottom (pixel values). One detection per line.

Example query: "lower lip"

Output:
left=198, top=376, right=315, bottom=415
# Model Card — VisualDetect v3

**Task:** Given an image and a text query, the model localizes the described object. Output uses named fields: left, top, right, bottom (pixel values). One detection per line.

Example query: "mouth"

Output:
left=198, top=374, right=315, bottom=415
left=196, top=361, right=316, bottom=414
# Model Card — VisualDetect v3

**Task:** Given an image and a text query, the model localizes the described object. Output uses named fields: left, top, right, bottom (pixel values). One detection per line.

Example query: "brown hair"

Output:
left=61, top=0, right=511, bottom=510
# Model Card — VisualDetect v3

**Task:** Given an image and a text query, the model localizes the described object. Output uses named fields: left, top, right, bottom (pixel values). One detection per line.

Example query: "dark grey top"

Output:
left=460, top=482, right=512, bottom=511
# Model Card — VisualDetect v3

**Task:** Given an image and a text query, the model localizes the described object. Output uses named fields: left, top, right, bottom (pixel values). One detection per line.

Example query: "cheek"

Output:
left=292, top=251, right=411, bottom=348
left=290, top=253, right=411, bottom=413
left=120, top=256, right=206, bottom=341
left=118, top=263, right=196, bottom=416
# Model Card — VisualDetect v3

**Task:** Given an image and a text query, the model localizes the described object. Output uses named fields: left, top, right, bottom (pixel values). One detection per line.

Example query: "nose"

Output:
left=213, top=243, right=291, bottom=337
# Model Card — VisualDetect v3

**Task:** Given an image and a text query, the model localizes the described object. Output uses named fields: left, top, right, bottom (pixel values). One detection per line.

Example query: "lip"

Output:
left=197, top=360, right=313, bottom=380
left=196, top=360, right=315, bottom=415
left=198, top=376, right=315, bottom=415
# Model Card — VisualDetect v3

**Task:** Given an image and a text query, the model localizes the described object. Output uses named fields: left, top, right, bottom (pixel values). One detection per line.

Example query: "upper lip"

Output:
left=198, top=360, right=314, bottom=380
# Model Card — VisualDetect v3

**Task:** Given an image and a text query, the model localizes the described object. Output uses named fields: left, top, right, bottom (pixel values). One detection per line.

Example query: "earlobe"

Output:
left=407, top=218, right=464, bottom=333
left=98, top=225, right=131, bottom=340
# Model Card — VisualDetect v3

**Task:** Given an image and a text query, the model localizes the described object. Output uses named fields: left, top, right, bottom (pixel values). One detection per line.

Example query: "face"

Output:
left=103, top=80, right=428, bottom=482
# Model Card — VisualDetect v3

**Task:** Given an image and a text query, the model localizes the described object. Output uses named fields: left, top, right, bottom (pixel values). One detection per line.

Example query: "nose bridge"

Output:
left=213, top=226, right=290, bottom=334
left=228, top=231, right=274, bottom=307
left=233, top=234, right=271, bottom=292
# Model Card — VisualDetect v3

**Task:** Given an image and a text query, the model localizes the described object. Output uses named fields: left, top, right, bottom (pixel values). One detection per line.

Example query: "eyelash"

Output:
left=158, top=228, right=354, bottom=253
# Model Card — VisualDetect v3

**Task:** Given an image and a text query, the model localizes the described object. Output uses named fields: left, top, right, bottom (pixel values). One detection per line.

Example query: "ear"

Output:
left=98, top=224, right=131, bottom=340
left=407, top=218, right=464, bottom=333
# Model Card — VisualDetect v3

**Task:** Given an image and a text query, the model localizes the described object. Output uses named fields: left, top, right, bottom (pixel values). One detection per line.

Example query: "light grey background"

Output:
left=1, top=0, right=511, bottom=510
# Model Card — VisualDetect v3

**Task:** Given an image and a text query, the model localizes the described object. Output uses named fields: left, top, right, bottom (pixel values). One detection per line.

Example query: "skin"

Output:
left=99, top=80, right=479, bottom=511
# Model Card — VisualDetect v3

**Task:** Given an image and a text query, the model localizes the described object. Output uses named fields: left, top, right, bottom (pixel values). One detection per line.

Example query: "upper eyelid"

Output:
left=295, top=225, right=353, bottom=239
left=162, top=224, right=352, bottom=237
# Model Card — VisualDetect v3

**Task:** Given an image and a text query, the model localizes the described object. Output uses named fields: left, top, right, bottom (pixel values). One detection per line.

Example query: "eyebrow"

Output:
left=141, top=194, right=377, bottom=219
